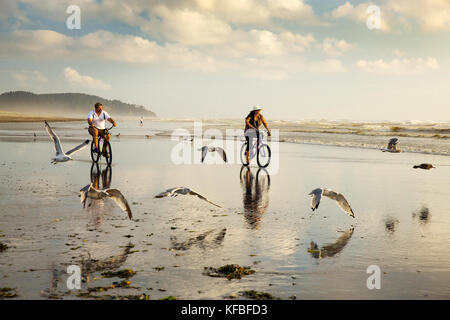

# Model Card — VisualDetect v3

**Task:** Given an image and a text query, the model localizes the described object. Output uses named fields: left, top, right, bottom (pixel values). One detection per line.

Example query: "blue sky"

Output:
left=1, top=0, right=450, bottom=121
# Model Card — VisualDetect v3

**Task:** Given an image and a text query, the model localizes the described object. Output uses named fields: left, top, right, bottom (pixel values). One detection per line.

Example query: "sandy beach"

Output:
left=1, top=119, right=449, bottom=300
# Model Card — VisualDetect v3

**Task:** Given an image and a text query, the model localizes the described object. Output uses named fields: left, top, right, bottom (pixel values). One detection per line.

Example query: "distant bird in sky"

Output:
left=382, top=138, right=401, bottom=153
left=199, top=146, right=227, bottom=163
left=80, top=183, right=132, bottom=219
left=155, top=186, right=222, bottom=208
left=309, top=188, right=355, bottom=218
left=413, top=163, right=435, bottom=170
left=44, top=120, right=89, bottom=164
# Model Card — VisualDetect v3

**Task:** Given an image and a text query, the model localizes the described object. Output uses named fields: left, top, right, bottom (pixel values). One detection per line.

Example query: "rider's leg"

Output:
left=89, top=127, right=99, bottom=151
left=245, top=135, right=250, bottom=163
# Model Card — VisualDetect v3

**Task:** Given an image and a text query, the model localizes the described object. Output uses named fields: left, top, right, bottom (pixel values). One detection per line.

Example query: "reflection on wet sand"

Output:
left=413, top=206, right=431, bottom=224
left=80, top=164, right=132, bottom=225
left=385, top=217, right=400, bottom=234
left=79, top=244, right=133, bottom=281
left=84, top=164, right=112, bottom=227
left=308, top=227, right=354, bottom=259
left=240, top=166, right=270, bottom=230
left=170, top=228, right=227, bottom=251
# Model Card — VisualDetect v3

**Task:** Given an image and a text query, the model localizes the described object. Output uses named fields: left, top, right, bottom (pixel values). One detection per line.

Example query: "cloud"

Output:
left=63, top=67, right=111, bottom=90
left=385, top=0, right=450, bottom=32
left=356, top=57, right=439, bottom=74
left=11, top=70, right=48, bottom=88
left=321, top=37, right=355, bottom=56
left=0, top=29, right=72, bottom=57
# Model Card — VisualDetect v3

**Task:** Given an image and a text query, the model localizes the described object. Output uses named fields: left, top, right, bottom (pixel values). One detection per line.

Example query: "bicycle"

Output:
left=91, top=125, right=113, bottom=165
left=240, top=129, right=271, bottom=168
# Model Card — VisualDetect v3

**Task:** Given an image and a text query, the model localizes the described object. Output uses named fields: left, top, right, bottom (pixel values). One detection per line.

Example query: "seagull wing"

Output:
left=187, top=189, right=222, bottom=208
left=44, top=121, right=63, bottom=156
left=105, top=189, right=132, bottom=219
left=155, top=187, right=184, bottom=198
left=80, top=184, right=91, bottom=208
left=309, top=188, right=323, bottom=211
left=215, top=147, right=228, bottom=163
left=66, top=140, right=90, bottom=156
left=200, top=146, right=208, bottom=163
left=323, top=189, right=355, bottom=218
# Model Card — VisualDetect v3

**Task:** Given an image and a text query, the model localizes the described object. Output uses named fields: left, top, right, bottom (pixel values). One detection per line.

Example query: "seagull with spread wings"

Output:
left=44, top=121, right=89, bottom=164
left=80, top=183, right=132, bottom=219
left=155, top=186, right=222, bottom=208
left=309, top=188, right=355, bottom=218
left=199, top=146, right=227, bottom=163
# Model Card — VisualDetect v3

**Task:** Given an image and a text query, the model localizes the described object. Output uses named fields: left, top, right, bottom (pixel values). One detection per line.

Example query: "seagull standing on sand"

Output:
left=44, top=121, right=89, bottom=164
left=382, top=138, right=401, bottom=153
left=80, top=183, right=132, bottom=219
left=199, top=146, right=228, bottom=163
left=155, top=187, right=222, bottom=208
left=309, top=188, right=355, bottom=218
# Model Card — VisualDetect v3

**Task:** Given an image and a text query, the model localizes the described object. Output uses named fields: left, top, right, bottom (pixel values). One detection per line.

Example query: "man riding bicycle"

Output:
left=88, top=102, right=117, bottom=154
left=244, top=106, right=271, bottom=163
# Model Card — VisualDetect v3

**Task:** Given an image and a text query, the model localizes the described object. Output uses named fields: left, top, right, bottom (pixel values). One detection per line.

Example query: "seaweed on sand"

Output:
left=203, top=264, right=255, bottom=280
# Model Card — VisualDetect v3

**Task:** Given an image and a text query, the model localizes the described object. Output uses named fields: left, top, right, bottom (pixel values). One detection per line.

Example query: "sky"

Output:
left=1, top=0, right=450, bottom=121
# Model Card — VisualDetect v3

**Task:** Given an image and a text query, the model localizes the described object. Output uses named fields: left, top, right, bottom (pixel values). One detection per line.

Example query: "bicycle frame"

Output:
left=246, top=130, right=266, bottom=160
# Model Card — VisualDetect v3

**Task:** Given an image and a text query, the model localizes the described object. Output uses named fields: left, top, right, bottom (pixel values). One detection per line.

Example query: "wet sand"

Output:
left=1, top=121, right=450, bottom=299
left=0, top=111, right=82, bottom=123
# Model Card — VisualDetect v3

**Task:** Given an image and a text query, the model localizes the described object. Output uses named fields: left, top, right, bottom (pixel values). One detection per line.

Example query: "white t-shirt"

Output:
left=88, top=110, right=111, bottom=129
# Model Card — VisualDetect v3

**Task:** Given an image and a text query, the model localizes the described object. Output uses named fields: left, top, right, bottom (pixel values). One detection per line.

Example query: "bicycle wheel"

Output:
left=103, top=140, right=112, bottom=165
left=91, top=139, right=100, bottom=163
left=257, top=144, right=271, bottom=168
left=240, top=142, right=250, bottom=166
left=256, top=168, right=271, bottom=188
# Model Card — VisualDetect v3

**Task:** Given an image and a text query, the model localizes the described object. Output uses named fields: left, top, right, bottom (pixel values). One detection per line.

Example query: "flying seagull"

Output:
left=44, top=121, right=89, bottom=164
left=309, top=188, right=355, bottom=218
left=413, top=163, right=435, bottom=170
left=155, top=186, right=222, bottom=208
left=199, top=146, right=227, bottom=163
left=382, top=138, right=401, bottom=153
left=80, top=183, right=132, bottom=219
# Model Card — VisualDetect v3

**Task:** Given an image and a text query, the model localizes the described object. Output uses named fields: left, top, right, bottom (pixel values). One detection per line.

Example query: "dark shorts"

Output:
left=88, top=127, right=108, bottom=138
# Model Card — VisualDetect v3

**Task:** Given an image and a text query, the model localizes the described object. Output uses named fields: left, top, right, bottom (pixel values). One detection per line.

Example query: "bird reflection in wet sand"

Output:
left=79, top=244, right=133, bottom=282
left=240, top=166, right=270, bottom=229
left=308, top=227, right=354, bottom=259
left=170, top=228, right=227, bottom=251
left=413, top=206, right=431, bottom=224
left=80, top=164, right=132, bottom=225
left=385, top=217, right=400, bottom=234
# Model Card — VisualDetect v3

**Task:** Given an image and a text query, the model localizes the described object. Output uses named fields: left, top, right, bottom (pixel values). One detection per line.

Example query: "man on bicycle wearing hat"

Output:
left=244, top=106, right=271, bottom=163
left=87, top=102, right=117, bottom=153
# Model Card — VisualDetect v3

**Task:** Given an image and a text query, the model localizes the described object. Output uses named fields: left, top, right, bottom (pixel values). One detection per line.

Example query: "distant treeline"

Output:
left=0, top=91, right=156, bottom=118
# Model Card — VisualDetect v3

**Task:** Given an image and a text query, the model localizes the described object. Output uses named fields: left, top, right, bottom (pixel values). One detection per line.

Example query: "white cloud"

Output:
left=356, top=57, right=439, bottom=74
left=321, top=37, right=355, bottom=56
left=64, top=67, right=111, bottom=90
left=0, top=29, right=72, bottom=57
left=11, top=70, right=48, bottom=88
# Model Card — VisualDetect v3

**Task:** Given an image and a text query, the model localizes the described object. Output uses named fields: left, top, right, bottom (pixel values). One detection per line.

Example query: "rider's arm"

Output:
left=88, top=117, right=94, bottom=128
left=260, top=114, right=271, bottom=136
left=107, top=117, right=117, bottom=127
